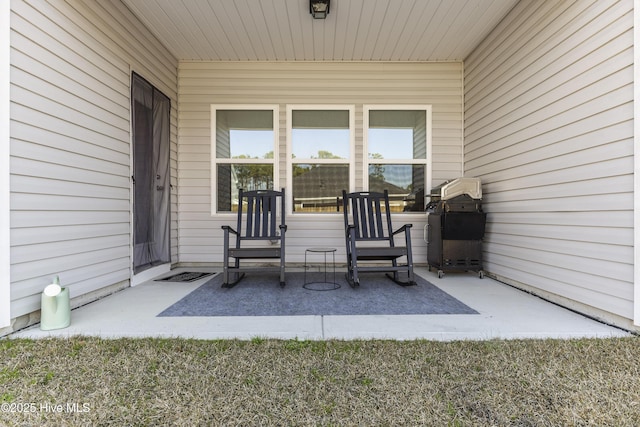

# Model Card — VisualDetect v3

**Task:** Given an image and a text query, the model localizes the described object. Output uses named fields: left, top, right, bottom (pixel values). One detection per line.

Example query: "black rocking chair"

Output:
left=221, top=188, right=287, bottom=288
left=342, top=189, right=416, bottom=288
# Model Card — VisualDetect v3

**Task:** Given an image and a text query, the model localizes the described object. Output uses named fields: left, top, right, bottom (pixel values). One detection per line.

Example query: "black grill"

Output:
left=426, top=178, right=486, bottom=279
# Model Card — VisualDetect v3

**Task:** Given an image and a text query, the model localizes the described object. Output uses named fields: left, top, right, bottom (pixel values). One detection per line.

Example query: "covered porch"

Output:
left=3, top=0, right=639, bottom=336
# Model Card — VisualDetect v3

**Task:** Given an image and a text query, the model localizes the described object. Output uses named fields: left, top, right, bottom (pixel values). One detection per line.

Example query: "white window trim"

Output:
left=210, top=104, right=280, bottom=214
left=363, top=104, right=433, bottom=214
left=286, top=104, right=356, bottom=215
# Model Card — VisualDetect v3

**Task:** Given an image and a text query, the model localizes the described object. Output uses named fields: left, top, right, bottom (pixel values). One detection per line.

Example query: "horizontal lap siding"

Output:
left=9, top=0, right=177, bottom=317
left=178, top=62, right=463, bottom=264
left=464, top=0, right=634, bottom=321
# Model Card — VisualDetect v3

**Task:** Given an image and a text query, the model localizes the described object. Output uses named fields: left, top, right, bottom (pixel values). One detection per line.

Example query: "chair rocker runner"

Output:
left=342, top=189, right=416, bottom=288
left=221, top=188, right=287, bottom=288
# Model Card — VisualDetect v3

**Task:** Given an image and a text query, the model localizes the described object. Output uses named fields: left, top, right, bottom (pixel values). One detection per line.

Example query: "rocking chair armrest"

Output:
left=345, top=225, right=360, bottom=244
left=392, top=223, right=413, bottom=235
left=221, top=225, right=238, bottom=235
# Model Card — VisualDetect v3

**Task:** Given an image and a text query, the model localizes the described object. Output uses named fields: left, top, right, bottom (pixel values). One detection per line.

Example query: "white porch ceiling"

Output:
left=121, top=0, right=518, bottom=61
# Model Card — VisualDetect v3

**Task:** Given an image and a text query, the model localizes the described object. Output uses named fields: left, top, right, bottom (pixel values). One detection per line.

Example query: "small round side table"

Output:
left=303, top=247, right=340, bottom=291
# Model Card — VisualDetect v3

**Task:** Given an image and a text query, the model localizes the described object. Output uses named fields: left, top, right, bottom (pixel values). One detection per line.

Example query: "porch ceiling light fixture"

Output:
left=310, top=0, right=330, bottom=19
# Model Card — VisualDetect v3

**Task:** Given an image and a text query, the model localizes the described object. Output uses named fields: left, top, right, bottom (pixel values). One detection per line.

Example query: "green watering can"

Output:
left=40, top=276, right=70, bottom=331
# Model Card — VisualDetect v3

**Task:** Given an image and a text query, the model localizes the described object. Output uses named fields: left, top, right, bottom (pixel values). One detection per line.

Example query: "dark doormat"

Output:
left=158, top=272, right=478, bottom=316
left=155, top=272, right=213, bottom=282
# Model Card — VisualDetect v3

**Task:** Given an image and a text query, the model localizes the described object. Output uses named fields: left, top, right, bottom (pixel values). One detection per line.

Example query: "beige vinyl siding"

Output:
left=464, top=0, right=634, bottom=322
left=178, top=61, right=463, bottom=264
left=1, top=0, right=9, bottom=328
left=9, top=0, right=178, bottom=318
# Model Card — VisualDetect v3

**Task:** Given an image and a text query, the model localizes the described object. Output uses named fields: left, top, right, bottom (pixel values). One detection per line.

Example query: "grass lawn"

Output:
left=1, top=337, right=638, bottom=426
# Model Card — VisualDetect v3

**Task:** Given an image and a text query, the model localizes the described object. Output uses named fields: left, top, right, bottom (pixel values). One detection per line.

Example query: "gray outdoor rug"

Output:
left=158, top=272, right=478, bottom=317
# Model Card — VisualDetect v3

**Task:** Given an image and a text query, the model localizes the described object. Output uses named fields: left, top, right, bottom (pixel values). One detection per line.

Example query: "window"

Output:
left=364, top=106, right=432, bottom=212
left=287, top=106, right=354, bottom=213
left=211, top=106, right=278, bottom=212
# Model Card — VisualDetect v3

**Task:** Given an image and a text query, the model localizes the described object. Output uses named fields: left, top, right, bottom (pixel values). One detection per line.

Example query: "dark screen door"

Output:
left=131, top=72, right=170, bottom=274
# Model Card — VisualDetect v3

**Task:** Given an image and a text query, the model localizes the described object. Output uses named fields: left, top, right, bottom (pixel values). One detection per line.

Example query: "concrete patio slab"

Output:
left=10, top=267, right=630, bottom=341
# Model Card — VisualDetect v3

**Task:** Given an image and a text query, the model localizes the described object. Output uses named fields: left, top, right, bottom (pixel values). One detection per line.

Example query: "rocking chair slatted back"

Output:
left=344, top=190, right=394, bottom=242
left=238, top=189, right=283, bottom=242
